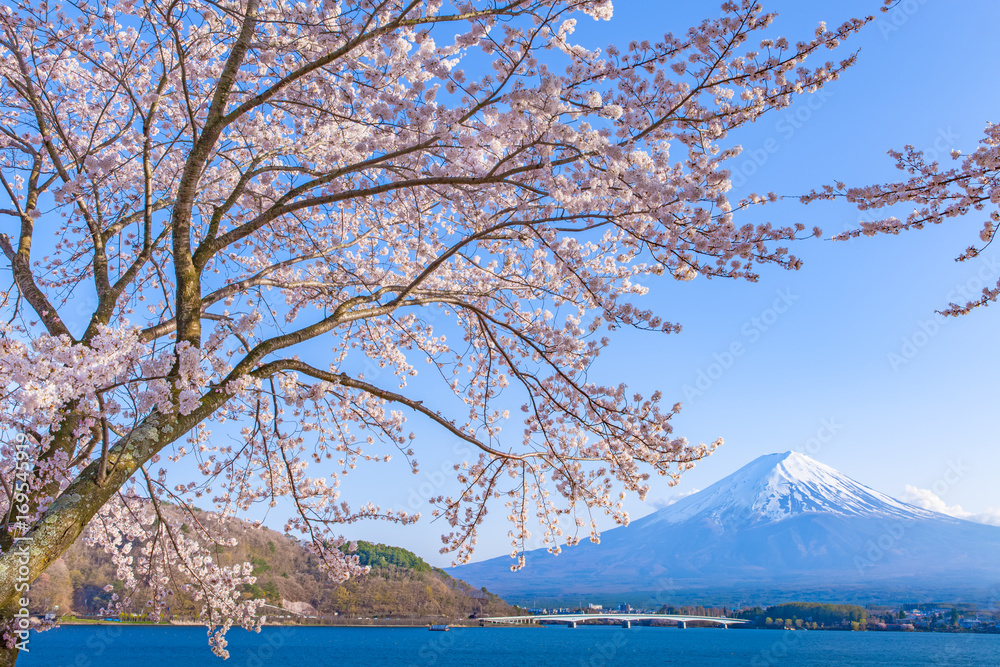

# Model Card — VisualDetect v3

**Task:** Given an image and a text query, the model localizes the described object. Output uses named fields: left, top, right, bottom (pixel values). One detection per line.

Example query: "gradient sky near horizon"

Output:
left=322, top=0, right=1000, bottom=568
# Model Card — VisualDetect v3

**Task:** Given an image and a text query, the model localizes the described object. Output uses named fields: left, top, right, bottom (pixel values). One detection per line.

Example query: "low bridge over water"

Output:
left=478, top=613, right=749, bottom=629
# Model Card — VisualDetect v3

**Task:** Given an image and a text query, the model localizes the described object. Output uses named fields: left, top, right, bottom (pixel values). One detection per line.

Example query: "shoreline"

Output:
left=50, top=620, right=997, bottom=634
left=49, top=620, right=1000, bottom=636
left=54, top=620, right=540, bottom=629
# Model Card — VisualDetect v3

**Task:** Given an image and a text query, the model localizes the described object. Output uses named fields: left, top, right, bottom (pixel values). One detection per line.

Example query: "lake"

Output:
left=17, top=625, right=1000, bottom=666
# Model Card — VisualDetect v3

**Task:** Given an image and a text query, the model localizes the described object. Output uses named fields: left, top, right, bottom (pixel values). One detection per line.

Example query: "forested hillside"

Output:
left=28, top=510, right=515, bottom=621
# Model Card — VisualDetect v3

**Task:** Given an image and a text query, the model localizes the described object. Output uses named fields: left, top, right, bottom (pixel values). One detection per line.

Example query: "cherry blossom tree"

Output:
left=0, top=0, right=868, bottom=660
left=802, top=124, right=1000, bottom=316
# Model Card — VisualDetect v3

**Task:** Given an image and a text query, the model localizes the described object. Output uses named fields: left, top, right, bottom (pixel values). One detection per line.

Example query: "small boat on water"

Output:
left=429, top=624, right=450, bottom=632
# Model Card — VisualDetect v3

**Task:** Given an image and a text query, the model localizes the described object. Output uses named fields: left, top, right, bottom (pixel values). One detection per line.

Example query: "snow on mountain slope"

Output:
left=634, top=451, right=939, bottom=529
left=450, top=451, right=1000, bottom=604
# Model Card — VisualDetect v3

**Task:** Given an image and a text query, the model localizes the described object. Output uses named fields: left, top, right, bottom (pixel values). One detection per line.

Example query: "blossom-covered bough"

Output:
left=0, top=0, right=868, bottom=660
left=802, top=124, right=1000, bottom=316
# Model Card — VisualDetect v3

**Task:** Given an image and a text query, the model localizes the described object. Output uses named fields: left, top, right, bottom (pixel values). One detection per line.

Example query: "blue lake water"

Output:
left=17, top=625, right=1000, bottom=666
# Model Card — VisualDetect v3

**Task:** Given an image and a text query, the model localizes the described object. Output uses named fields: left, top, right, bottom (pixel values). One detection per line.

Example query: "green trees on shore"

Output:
left=744, top=603, right=867, bottom=628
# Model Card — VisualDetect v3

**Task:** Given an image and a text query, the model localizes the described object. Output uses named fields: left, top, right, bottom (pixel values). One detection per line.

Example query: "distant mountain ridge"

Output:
left=450, top=452, right=1000, bottom=606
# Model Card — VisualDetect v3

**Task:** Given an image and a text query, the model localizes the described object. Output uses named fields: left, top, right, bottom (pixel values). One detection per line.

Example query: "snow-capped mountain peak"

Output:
left=635, top=451, right=936, bottom=528
left=452, top=451, right=1000, bottom=604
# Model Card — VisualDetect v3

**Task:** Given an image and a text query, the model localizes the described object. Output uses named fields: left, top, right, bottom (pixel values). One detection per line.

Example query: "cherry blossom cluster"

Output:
left=87, top=492, right=265, bottom=658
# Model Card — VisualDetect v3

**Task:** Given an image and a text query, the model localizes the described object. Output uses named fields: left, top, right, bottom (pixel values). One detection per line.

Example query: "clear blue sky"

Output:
left=277, top=0, right=1000, bottom=566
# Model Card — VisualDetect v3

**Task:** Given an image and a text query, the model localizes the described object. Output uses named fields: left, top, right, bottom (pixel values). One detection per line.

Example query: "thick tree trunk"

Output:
left=0, top=604, right=26, bottom=666
left=0, top=408, right=209, bottom=611
left=0, top=644, right=19, bottom=667
left=0, top=422, right=162, bottom=610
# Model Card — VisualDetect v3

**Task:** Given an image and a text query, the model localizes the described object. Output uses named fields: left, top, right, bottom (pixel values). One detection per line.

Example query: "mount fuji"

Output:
left=450, top=452, right=1000, bottom=605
